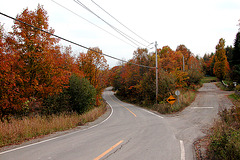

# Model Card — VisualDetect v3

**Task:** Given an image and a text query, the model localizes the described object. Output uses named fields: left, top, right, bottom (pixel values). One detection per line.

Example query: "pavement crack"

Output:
left=103, top=138, right=131, bottom=160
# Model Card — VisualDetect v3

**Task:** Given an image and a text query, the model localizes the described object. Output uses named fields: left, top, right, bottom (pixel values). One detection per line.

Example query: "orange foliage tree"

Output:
left=9, top=5, right=72, bottom=102
left=0, top=24, right=26, bottom=121
left=0, top=5, right=89, bottom=119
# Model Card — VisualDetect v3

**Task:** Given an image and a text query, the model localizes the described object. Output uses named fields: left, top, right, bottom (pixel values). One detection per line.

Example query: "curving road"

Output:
left=0, top=83, right=233, bottom=160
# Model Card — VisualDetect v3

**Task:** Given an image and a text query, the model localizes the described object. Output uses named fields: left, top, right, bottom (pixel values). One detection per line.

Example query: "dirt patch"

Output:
left=194, top=136, right=210, bottom=160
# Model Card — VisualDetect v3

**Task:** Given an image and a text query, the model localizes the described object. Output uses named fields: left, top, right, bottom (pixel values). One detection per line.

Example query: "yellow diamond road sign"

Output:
left=167, top=95, right=176, bottom=105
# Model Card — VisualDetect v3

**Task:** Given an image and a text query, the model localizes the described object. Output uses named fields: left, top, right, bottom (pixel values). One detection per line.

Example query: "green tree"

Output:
left=232, top=32, right=240, bottom=66
left=231, top=32, right=240, bottom=82
left=68, top=74, right=96, bottom=114
left=213, top=38, right=230, bottom=80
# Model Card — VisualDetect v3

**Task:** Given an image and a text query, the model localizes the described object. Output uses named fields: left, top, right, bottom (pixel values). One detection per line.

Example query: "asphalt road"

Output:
left=0, top=83, right=233, bottom=160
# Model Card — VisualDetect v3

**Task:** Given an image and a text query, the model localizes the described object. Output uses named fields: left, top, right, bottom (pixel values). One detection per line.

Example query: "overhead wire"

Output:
left=90, top=0, right=150, bottom=45
left=0, top=11, right=155, bottom=69
left=73, top=0, right=148, bottom=48
left=51, top=0, right=137, bottom=48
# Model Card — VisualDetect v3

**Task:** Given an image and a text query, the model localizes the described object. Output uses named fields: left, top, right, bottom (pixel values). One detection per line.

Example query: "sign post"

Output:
left=175, top=90, right=180, bottom=105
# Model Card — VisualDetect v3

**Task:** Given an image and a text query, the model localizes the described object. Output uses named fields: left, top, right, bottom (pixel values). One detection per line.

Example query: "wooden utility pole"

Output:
left=155, top=41, right=158, bottom=104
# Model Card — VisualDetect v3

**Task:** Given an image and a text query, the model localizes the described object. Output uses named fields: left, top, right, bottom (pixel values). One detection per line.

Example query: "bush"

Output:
left=68, top=74, right=96, bottom=114
left=158, top=70, right=176, bottom=101
left=207, top=107, right=240, bottom=159
left=187, top=70, right=204, bottom=85
left=236, top=85, right=240, bottom=91
left=42, top=74, right=96, bottom=115
left=42, top=90, right=71, bottom=115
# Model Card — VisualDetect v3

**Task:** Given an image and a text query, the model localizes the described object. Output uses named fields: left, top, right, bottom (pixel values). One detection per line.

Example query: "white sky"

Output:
left=0, top=0, right=240, bottom=67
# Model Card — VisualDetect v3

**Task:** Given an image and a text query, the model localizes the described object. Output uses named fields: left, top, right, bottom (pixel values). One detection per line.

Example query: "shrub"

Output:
left=187, top=70, right=204, bottom=85
left=236, top=85, right=240, bottom=91
left=207, top=107, right=240, bottom=159
left=42, top=90, right=71, bottom=115
left=42, top=74, right=96, bottom=115
left=158, top=70, right=176, bottom=101
left=68, top=74, right=96, bottom=114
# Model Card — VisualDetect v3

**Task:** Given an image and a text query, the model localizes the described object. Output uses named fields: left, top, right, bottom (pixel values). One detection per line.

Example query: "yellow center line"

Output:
left=109, top=94, right=137, bottom=117
left=94, top=140, right=123, bottom=160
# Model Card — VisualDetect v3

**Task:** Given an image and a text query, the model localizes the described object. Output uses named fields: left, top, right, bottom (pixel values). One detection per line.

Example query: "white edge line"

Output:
left=0, top=101, right=113, bottom=155
left=192, top=107, right=214, bottom=109
left=141, top=109, right=164, bottom=119
left=180, top=140, right=185, bottom=160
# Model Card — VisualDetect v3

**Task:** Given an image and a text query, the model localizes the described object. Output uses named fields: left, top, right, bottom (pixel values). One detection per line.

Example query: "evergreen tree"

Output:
left=231, top=32, right=240, bottom=82
left=232, top=32, right=240, bottom=66
left=225, top=45, right=234, bottom=67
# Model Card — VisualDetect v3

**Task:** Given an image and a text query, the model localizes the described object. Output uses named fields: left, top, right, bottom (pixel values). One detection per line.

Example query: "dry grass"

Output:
left=0, top=105, right=106, bottom=148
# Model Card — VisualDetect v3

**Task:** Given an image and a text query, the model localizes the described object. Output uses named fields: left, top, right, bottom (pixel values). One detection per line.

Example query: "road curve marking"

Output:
left=180, top=140, right=185, bottom=160
left=94, top=140, right=123, bottom=160
left=109, top=94, right=137, bottom=117
left=0, top=99, right=114, bottom=155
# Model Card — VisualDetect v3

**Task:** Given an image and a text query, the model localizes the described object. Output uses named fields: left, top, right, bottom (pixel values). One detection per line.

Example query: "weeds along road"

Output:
left=0, top=83, right=233, bottom=160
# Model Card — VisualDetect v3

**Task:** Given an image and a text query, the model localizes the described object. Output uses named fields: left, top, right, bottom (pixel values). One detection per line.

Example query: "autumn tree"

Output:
left=176, top=44, right=192, bottom=70
left=213, top=38, right=230, bottom=80
left=9, top=4, right=72, bottom=102
left=0, top=24, right=24, bottom=121
left=77, top=47, right=108, bottom=105
left=159, top=46, right=182, bottom=72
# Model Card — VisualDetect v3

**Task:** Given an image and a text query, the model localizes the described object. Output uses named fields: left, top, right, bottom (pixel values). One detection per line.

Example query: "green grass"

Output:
left=229, top=93, right=240, bottom=101
left=0, top=104, right=106, bottom=148
left=201, top=76, right=218, bottom=84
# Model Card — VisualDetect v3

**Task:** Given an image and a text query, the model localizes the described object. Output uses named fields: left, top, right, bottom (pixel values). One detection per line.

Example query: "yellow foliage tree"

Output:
left=213, top=38, right=230, bottom=80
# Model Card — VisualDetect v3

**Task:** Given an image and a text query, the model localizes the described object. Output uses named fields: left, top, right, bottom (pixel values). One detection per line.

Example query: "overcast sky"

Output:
left=0, top=0, right=239, bottom=67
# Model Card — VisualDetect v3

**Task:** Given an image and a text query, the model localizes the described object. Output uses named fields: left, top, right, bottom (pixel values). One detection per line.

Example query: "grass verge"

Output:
left=201, top=76, right=218, bottom=84
left=0, top=104, right=106, bottom=148
left=149, top=89, right=196, bottom=114
left=116, top=89, right=197, bottom=115
left=215, top=82, right=233, bottom=91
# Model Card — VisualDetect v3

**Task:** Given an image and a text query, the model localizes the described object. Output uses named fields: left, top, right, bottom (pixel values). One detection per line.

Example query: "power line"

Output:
left=51, top=0, right=137, bottom=48
left=90, top=0, right=150, bottom=45
left=73, top=0, right=148, bottom=48
left=0, top=11, right=155, bottom=69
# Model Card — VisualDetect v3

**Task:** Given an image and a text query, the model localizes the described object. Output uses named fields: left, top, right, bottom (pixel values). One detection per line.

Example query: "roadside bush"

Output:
left=207, top=107, right=240, bottom=159
left=42, top=74, right=96, bottom=115
left=42, top=90, right=71, bottom=115
left=158, top=70, right=176, bottom=101
left=68, top=74, right=96, bottom=114
left=236, top=85, right=240, bottom=91
left=187, top=70, right=204, bottom=85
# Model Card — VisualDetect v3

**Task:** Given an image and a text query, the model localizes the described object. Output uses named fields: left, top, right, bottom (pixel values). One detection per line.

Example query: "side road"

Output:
left=165, top=82, right=234, bottom=159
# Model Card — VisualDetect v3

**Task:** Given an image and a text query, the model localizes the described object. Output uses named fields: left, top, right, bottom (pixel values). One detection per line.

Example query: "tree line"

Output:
left=0, top=5, right=109, bottom=121
left=109, top=45, right=203, bottom=105
left=202, top=31, right=240, bottom=84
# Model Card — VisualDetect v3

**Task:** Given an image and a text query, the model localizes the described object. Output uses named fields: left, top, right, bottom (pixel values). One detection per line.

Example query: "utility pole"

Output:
left=183, top=54, right=185, bottom=72
left=155, top=41, right=158, bottom=104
